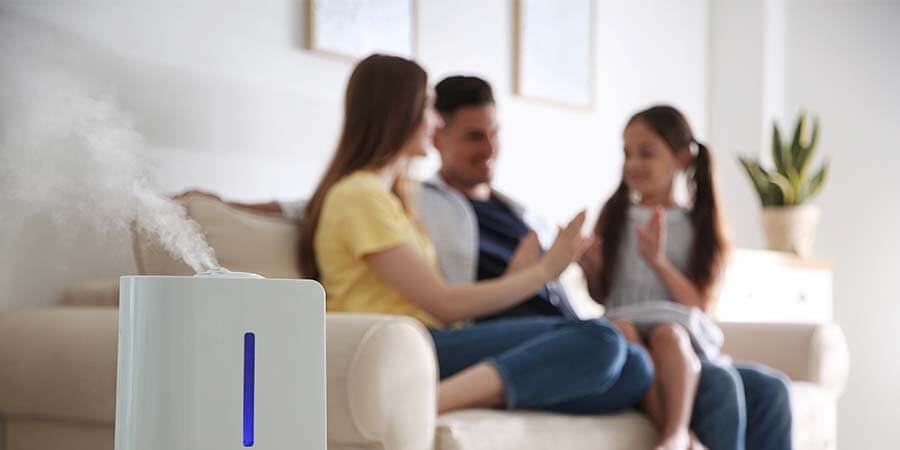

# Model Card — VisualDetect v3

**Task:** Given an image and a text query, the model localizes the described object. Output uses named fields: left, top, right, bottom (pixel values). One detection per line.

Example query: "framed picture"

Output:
left=308, top=0, right=417, bottom=60
left=514, top=0, right=594, bottom=109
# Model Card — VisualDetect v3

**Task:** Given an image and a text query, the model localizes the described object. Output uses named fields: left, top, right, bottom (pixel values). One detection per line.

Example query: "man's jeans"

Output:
left=692, top=359, right=794, bottom=450
left=430, top=317, right=653, bottom=413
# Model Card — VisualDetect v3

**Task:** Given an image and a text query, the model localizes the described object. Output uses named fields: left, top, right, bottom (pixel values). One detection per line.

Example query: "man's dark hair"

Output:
left=434, top=76, right=495, bottom=121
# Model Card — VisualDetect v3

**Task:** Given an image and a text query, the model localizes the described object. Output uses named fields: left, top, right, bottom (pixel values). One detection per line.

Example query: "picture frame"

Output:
left=307, top=0, right=417, bottom=60
left=514, top=0, right=595, bottom=109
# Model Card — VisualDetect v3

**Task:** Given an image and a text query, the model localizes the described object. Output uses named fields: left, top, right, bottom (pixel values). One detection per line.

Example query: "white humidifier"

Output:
left=114, top=269, right=326, bottom=450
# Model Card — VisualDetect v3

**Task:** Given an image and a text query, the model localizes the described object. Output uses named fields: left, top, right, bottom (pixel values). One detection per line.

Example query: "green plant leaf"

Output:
left=762, top=184, right=781, bottom=206
left=796, top=182, right=809, bottom=204
left=757, top=163, right=786, bottom=206
left=769, top=172, right=796, bottom=205
left=779, top=114, right=802, bottom=185
left=796, top=117, right=820, bottom=176
left=738, top=158, right=765, bottom=187
left=772, top=122, right=786, bottom=175
left=760, top=112, right=827, bottom=206
left=738, top=157, right=772, bottom=205
left=790, top=112, right=807, bottom=166
left=806, top=162, right=829, bottom=200
left=808, top=117, right=820, bottom=154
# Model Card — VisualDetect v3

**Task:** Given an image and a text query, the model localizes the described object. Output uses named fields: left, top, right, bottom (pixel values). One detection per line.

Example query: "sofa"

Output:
left=0, top=194, right=850, bottom=450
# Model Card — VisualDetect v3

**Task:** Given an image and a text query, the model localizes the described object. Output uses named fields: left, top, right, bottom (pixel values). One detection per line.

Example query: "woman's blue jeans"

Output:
left=429, top=316, right=653, bottom=414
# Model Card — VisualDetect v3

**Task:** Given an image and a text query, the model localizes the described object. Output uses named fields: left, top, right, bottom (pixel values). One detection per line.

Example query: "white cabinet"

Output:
left=714, top=249, right=832, bottom=323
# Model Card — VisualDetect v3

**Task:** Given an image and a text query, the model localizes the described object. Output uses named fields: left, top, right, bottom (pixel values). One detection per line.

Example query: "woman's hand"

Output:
left=538, top=211, right=593, bottom=281
left=636, top=206, right=668, bottom=269
left=505, top=232, right=542, bottom=275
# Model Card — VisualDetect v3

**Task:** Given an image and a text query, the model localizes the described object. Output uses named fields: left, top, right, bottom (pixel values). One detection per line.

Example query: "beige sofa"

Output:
left=0, top=195, right=850, bottom=450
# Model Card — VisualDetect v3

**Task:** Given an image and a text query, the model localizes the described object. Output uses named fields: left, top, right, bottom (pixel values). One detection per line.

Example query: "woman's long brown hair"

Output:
left=593, top=105, right=729, bottom=302
left=298, top=54, right=428, bottom=279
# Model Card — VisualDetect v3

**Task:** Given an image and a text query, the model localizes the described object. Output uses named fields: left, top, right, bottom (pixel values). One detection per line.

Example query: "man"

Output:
left=419, top=76, right=575, bottom=321
left=419, top=75, right=793, bottom=450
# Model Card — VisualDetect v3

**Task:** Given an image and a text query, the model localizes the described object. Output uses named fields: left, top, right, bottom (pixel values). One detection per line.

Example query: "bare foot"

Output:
left=654, top=428, right=691, bottom=450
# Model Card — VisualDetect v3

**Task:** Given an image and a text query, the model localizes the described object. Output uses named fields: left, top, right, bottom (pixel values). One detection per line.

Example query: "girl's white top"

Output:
left=604, top=206, right=694, bottom=310
left=603, top=206, right=725, bottom=359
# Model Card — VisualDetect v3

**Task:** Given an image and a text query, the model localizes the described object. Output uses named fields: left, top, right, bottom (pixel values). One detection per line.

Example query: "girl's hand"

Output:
left=577, top=236, right=604, bottom=277
left=505, top=232, right=542, bottom=275
left=539, top=211, right=593, bottom=280
left=636, top=206, right=668, bottom=269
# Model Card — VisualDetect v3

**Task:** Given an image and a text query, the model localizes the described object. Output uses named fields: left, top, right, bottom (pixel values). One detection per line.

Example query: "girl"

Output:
left=299, top=54, right=654, bottom=416
left=580, top=106, right=791, bottom=450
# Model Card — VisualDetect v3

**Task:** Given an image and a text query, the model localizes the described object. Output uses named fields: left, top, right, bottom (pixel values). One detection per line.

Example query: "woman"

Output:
left=299, top=54, right=653, bottom=414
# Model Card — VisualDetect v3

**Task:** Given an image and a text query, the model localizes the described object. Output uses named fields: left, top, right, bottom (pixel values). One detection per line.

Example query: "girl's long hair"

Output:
left=593, top=105, right=729, bottom=301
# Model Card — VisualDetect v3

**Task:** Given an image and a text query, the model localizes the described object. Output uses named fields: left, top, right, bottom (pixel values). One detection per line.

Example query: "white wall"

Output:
left=710, top=1, right=900, bottom=447
left=783, top=2, right=900, bottom=448
left=708, top=0, right=787, bottom=249
left=0, top=0, right=710, bottom=310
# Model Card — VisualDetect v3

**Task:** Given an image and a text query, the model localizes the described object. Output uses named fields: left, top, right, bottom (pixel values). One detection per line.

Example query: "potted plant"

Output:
left=738, top=112, right=829, bottom=257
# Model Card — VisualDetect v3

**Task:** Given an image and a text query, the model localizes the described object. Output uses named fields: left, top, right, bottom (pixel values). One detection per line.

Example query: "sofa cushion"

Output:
left=791, top=381, right=837, bottom=450
left=133, top=194, right=301, bottom=277
left=436, top=409, right=656, bottom=450
left=435, top=382, right=835, bottom=450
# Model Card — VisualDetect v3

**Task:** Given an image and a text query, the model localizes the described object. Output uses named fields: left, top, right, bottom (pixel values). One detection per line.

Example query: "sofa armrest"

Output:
left=0, top=308, right=438, bottom=450
left=61, top=279, right=120, bottom=307
left=720, top=322, right=849, bottom=396
left=326, top=313, right=437, bottom=450
left=0, top=307, right=118, bottom=424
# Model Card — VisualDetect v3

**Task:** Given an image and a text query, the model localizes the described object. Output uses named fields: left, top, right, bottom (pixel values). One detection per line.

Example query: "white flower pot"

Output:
left=761, top=205, right=821, bottom=258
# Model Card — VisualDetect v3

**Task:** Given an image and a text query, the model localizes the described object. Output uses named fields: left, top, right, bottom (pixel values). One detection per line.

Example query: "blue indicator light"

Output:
left=243, top=332, right=255, bottom=447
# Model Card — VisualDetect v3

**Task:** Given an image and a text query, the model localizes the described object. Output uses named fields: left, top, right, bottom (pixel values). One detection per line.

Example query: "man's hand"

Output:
left=505, top=231, right=541, bottom=275
left=172, top=190, right=285, bottom=216
left=173, top=189, right=222, bottom=202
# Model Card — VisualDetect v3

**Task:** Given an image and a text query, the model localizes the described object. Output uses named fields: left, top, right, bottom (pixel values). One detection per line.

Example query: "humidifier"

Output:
left=114, top=269, right=326, bottom=450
